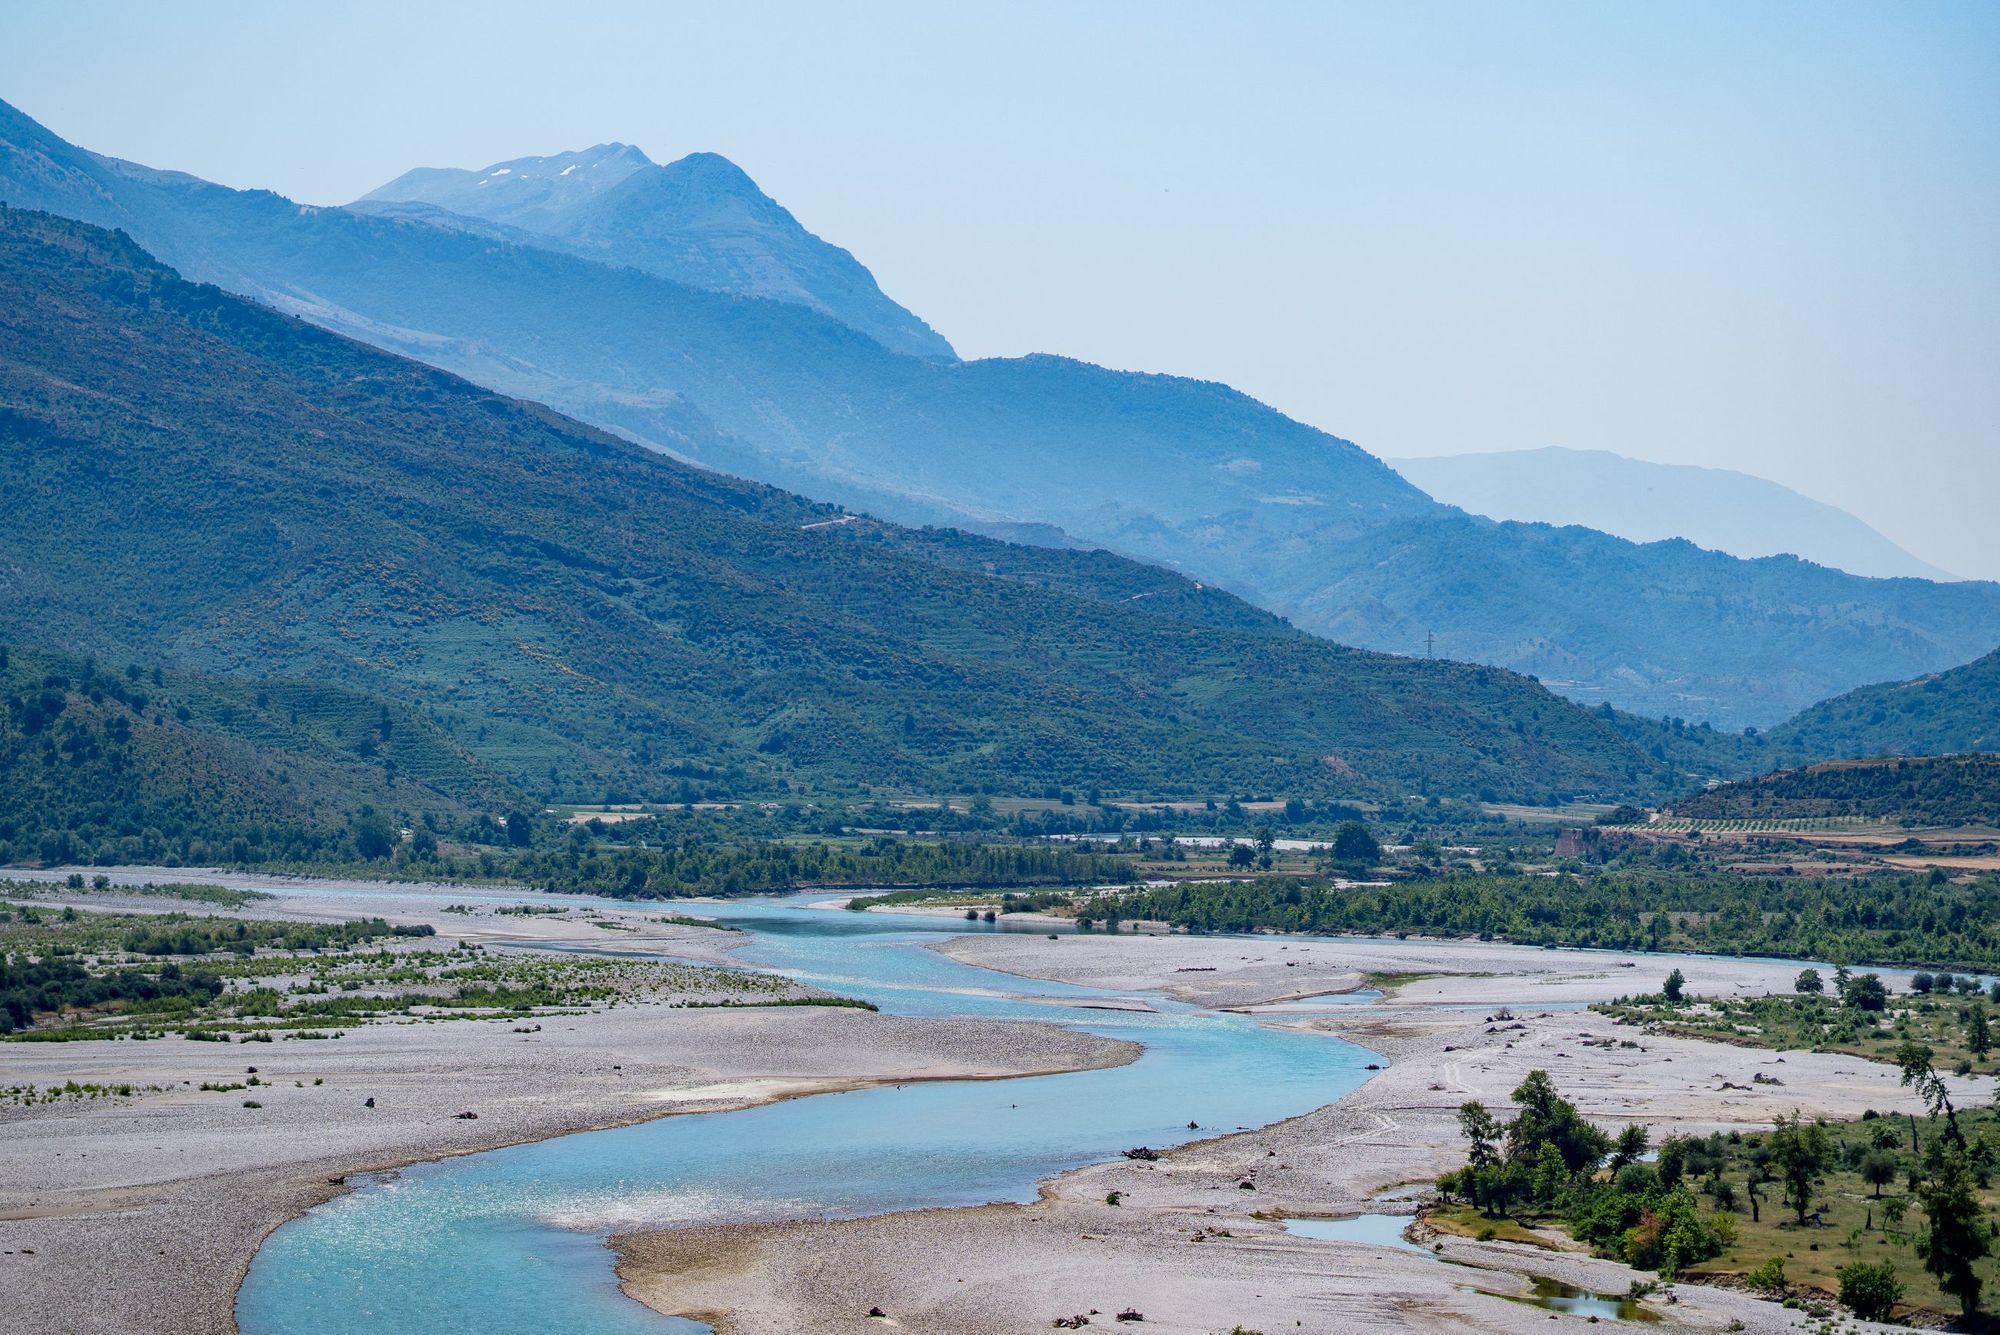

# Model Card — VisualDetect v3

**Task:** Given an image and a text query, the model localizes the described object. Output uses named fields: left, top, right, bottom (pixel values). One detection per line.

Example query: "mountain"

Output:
left=6, top=98, right=1999, bottom=729
left=0, top=205, right=1690, bottom=807
left=0, top=645, right=521, bottom=867
left=357, top=142, right=656, bottom=231
left=1280, top=514, right=1999, bottom=726
left=1761, top=646, right=2000, bottom=763
left=1390, top=447, right=1956, bottom=582
left=1666, top=754, right=2000, bottom=827
left=354, top=144, right=956, bottom=361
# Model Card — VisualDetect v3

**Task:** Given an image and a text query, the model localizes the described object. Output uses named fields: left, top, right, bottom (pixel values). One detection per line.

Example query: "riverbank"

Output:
left=615, top=929, right=1953, bottom=1334
left=0, top=876, right=1137, bottom=1334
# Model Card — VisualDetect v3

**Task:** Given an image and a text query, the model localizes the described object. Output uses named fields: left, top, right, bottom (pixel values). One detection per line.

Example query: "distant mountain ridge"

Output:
left=355, top=143, right=956, bottom=361
left=6, top=96, right=2000, bottom=728
left=1392, top=447, right=1955, bottom=582
left=0, top=204, right=1687, bottom=805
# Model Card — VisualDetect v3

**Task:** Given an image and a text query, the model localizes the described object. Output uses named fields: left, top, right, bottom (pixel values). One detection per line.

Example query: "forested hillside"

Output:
left=0, top=207, right=1685, bottom=808
left=1667, top=755, right=2000, bottom=827
left=1761, top=647, right=2000, bottom=762
left=0, top=646, right=518, bottom=867
left=7, top=98, right=1994, bottom=727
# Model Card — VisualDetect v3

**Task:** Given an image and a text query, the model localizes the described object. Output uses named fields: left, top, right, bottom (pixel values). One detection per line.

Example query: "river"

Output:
left=234, top=893, right=1382, bottom=1333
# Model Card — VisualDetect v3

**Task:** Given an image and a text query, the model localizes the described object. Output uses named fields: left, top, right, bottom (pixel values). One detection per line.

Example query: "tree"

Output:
left=1331, top=821, right=1379, bottom=863
left=1843, top=972, right=1888, bottom=1011
left=1608, top=1123, right=1650, bottom=1174
left=1457, top=1100, right=1502, bottom=1211
left=349, top=811, right=396, bottom=861
left=1532, top=1141, right=1568, bottom=1206
left=1966, top=1003, right=1992, bottom=1059
left=1859, top=1150, right=1899, bottom=1199
left=1910, top=971, right=1935, bottom=995
left=1656, top=1135, right=1690, bottom=1189
left=1794, top=968, right=1823, bottom=995
left=1768, top=1111, right=1835, bottom=1225
left=1916, top=1152, right=1993, bottom=1318
left=1662, top=968, right=1686, bottom=1003
left=1837, top=1261, right=1902, bottom=1322
left=1897, top=1041, right=1964, bottom=1149
left=1508, top=1070, right=1610, bottom=1176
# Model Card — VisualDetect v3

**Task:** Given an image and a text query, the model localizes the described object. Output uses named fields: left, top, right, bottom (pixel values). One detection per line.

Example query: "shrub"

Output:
left=1836, top=1261, right=1902, bottom=1321
left=1744, top=1256, right=1786, bottom=1293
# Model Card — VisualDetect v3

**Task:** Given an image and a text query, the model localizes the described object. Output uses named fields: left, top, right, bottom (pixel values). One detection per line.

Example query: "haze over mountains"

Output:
left=3, top=96, right=1997, bottom=730
left=2, top=205, right=1694, bottom=809
left=1392, top=447, right=1956, bottom=582
left=354, top=142, right=956, bottom=361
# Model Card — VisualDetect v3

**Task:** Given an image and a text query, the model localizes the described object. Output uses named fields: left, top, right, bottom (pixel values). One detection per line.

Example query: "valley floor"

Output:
left=616, top=921, right=1964, bottom=1335
left=0, top=877, right=1133, bottom=1335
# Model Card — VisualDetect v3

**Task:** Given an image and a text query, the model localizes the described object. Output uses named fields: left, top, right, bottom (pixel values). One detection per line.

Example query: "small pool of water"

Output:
left=1464, top=1277, right=1657, bottom=1322
left=1282, top=1214, right=1429, bottom=1254
left=1285, top=1216, right=1654, bottom=1324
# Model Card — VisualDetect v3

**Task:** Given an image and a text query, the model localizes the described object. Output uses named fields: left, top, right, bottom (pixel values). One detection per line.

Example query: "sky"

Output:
left=5, top=1, right=1997, bottom=578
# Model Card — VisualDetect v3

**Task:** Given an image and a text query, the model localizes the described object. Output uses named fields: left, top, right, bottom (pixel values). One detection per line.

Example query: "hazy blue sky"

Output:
left=5, top=1, right=1996, bottom=577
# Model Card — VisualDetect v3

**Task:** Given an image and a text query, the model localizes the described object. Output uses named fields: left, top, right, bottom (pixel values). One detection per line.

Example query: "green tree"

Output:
left=1794, top=967, right=1823, bottom=995
left=1768, top=1112, right=1835, bottom=1225
left=1508, top=1070, right=1611, bottom=1175
left=1843, top=972, right=1888, bottom=1011
left=1331, top=821, right=1379, bottom=863
left=1456, top=1100, right=1501, bottom=1212
left=349, top=811, right=396, bottom=861
left=1859, top=1149, right=1899, bottom=1199
left=1966, top=1003, right=1991, bottom=1058
left=1608, top=1123, right=1650, bottom=1174
left=1458, top=1101, right=1502, bottom=1167
left=504, top=811, right=535, bottom=847
left=1915, top=1152, right=1993, bottom=1318
left=1662, top=968, right=1686, bottom=1003
left=1897, top=1041, right=1965, bottom=1149
left=1532, top=1140, right=1568, bottom=1206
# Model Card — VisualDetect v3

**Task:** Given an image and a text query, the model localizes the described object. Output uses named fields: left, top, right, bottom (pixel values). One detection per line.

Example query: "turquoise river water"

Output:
left=235, top=893, right=1383, bottom=1333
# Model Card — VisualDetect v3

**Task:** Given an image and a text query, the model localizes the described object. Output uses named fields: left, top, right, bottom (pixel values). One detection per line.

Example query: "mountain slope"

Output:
left=1666, top=754, right=2000, bottom=827
left=1391, top=447, right=1955, bottom=581
left=1283, top=513, right=2000, bottom=726
left=0, top=205, right=1685, bottom=804
left=7, top=98, right=1998, bottom=728
left=356, top=144, right=956, bottom=361
left=1762, top=647, right=2000, bottom=763
left=0, top=645, right=521, bottom=867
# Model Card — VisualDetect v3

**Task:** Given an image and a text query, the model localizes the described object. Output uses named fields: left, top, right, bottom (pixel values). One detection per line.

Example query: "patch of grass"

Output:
left=1596, top=991, right=1998, bottom=1077
left=1425, top=1204, right=1564, bottom=1250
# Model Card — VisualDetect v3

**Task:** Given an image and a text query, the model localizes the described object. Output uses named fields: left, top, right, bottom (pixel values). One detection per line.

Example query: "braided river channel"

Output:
left=235, top=892, right=1381, bottom=1333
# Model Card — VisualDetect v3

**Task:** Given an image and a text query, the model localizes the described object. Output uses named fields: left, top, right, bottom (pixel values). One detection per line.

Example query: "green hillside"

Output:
left=0, top=645, right=518, bottom=867
left=1761, top=646, right=2000, bottom=762
left=6, top=98, right=1996, bottom=729
left=0, top=207, right=1686, bottom=807
left=1667, top=754, right=2000, bottom=827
